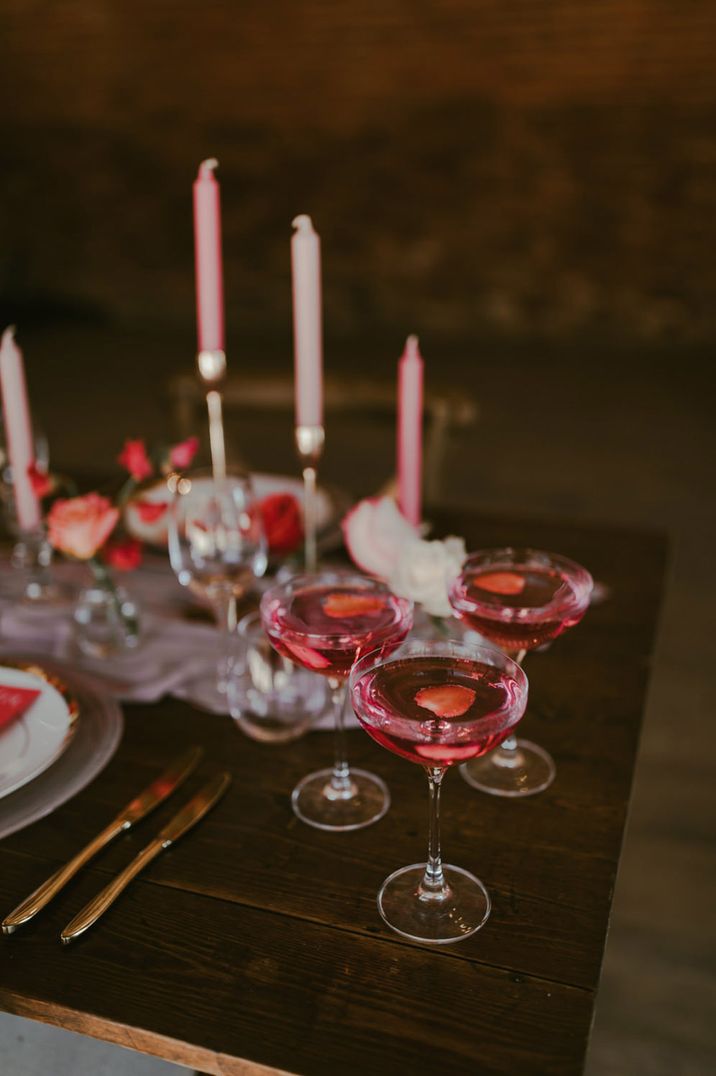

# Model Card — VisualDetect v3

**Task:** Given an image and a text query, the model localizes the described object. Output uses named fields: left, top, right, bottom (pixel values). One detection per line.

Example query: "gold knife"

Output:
left=2, top=745, right=203, bottom=934
left=60, top=771, right=231, bottom=944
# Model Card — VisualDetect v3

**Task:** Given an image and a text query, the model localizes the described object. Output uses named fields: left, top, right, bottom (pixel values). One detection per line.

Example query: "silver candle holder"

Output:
left=196, top=348, right=227, bottom=481
left=295, top=424, right=325, bottom=573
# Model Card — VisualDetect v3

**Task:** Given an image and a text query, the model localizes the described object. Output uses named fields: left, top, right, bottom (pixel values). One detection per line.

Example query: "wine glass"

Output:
left=449, top=548, right=593, bottom=796
left=168, top=467, right=268, bottom=709
left=260, top=568, right=413, bottom=831
left=350, top=638, right=528, bottom=944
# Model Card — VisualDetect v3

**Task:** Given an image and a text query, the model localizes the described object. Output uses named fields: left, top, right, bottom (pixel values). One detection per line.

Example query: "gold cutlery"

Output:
left=61, top=771, right=231, bottom=944
left=2, top=745, right=203, bottom=934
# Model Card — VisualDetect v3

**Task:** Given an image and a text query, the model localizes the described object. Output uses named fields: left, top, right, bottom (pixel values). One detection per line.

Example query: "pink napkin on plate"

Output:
left=0, top=683, right=41, bottom=731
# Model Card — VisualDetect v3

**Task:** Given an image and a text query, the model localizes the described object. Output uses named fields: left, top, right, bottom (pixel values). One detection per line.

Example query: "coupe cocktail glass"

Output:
left=350, top=639, right=528, bottom=943
left=449, top=548, right=593, bottom=797
left=261, top=569, right=413, bottom=831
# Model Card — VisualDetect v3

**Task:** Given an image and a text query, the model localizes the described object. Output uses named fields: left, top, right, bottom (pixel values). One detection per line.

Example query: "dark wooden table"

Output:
left=0, top=511, right=667, bottom=1075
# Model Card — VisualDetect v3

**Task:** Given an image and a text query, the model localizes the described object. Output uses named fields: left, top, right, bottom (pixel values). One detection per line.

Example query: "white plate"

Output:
left=124, top=472, right=335, bottom=548
left=0, top=665, right=74, bottom=799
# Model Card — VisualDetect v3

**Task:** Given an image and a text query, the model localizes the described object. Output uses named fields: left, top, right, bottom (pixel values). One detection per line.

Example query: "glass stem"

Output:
left=498, top=649, right=527, bottom=754
left=419, top=767, right=449, bottom=901
left=215, top=592, right=237, bottom=693
left=327, top=677, right=356, bottom=800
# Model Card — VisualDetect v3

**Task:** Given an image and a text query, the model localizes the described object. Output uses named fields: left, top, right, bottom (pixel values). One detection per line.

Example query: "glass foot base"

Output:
left=460, top=738, right=555, bottom=797
left=378, top=863, right=490, bottom=944
left=291, top=767, right=390, bottom=832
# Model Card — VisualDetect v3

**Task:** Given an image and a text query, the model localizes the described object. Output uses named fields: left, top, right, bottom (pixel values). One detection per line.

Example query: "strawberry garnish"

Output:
left=416, top=743, right=479, bottom=761
left=283, top=640, right=332, bottom=671
left=475, top=571, right=526, bottom=596
left=322, top=592, right=386, bottom=619
left=415, top=685, right=476, bottom=718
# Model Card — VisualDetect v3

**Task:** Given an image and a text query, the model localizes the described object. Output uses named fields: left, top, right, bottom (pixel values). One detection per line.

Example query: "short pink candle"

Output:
left=291, top=215, right=323, bottom=429
left=0, top=327, right=41, bottom=531
left=193, top=158, right=225, bottom=353
left=397, top=334, right=424, bottom=527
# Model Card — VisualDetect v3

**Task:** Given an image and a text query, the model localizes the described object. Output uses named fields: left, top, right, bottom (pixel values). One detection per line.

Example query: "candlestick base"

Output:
left=196, top=350, right=228, bottom=482
left=295, top=425, right=325, bottom=574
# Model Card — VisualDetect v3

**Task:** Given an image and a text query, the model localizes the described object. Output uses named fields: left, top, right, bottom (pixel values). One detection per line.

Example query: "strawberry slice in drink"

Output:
left=474, top=571, right=526, bottom=596
left=283, top=639, right=331, bottom=670
left=416, top=743, right=480, bottom=761
left=322, top=592, right=386, bottom=619
left=415, top=684, right=476, bottom=718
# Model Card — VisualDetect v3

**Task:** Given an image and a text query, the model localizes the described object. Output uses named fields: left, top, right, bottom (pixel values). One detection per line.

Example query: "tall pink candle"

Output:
left=193, top=158, right=225, bottom=353
left=291, top=215, right=323, bottom=428
left=0, top=327, right=41, bottom=531
left=397, top=334, right=424, bottom=526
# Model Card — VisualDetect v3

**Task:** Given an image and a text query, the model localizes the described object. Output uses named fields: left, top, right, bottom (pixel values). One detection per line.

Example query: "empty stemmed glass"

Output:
left=261, top=568, right=413, bottom=831
left=449, top=548, right=593, bottom=796
left=168, top=467, right=268, bottom=709
left=350, top=639, right=528, bottom=943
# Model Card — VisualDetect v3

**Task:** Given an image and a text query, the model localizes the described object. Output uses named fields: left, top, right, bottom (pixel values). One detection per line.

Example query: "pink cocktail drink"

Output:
left=263, top=584, right=411, bottom=679
left=260, top=570, right=413, bottom=832
left=350, top=640, right=528, bottom=944
left=450, top=557, right=592, bottom=655
left=449, top=548, right=593, bottom=797
left=353, top=654, right=523, bottom=766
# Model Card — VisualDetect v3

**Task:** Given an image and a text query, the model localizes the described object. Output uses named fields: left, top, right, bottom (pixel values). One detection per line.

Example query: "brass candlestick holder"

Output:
left=196, top=349, right=227, bottom=481
left=295, top=424, right=325, bottom=573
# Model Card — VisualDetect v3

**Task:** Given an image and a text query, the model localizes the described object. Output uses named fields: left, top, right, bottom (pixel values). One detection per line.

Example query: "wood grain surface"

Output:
left=0, top=511, right=667, bottom=1074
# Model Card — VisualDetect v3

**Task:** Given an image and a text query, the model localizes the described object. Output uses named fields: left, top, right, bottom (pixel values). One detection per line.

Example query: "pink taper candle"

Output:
left=397, top=334, right=424, bottom=526
left=291, top=215, right=323, bottom=428
left=0, top=327, right=41, bottom=531
left=193, top=158, right=225, bottom=353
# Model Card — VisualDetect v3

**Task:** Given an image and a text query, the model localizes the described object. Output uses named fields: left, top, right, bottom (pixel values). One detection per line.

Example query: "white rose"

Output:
left=342, top=495, right=419, bottom=579
left=389, top=535, right=466, bottom=617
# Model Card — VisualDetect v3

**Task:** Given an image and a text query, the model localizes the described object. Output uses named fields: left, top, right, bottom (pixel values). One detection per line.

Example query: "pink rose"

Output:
left=169, top=436, right=199, bottom=470
left=118, top=439, right=153, bottom=481
left=342, top=496, right=419, bottom=579
left=48, top=494, right=119, bottom=560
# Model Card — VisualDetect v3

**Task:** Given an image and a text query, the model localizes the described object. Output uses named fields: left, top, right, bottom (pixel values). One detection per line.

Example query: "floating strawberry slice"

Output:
left=475, top=571, right=526, bottom=595
left=416, top=743, right=479, bottom=761
left=283, top=640, right=331, bottom=670
left=415, top=685, right=476, bottom=718
left=322, top=592, right=386, bottom=618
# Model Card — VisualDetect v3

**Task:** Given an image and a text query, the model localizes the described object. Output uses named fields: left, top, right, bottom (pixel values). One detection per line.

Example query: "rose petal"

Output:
left=322, top=593, right=386, bottom=618
left=415, top=684, right=476, bottom=718
left=474, top=571, right=526, bottom=596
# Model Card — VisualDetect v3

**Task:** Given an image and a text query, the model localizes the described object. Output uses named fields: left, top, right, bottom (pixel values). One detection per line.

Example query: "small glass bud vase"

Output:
left=73, top=577, right=141, bottom=659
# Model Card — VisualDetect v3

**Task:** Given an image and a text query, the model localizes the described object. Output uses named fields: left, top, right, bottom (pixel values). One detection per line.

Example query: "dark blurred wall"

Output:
left=2, top=0, right=715, bottom=347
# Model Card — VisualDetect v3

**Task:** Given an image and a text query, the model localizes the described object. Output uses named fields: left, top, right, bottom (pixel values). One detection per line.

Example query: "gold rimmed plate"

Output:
left=0, top=662, right=80, bottom=800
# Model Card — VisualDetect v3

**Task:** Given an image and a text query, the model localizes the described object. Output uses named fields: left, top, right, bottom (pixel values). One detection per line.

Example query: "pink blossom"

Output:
left=27, top=461, right=52, bottom=499
left=118, top=439, right=153, bottom=481
left=103, top=538, right=143, bottom=571
left=169, top=436, right=199, bottom=470
left=48, top=494, right=119, bottom=560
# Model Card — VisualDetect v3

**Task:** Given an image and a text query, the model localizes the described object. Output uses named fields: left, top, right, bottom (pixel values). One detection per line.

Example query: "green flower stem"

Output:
left=88, top=557, right=139, bottom=639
